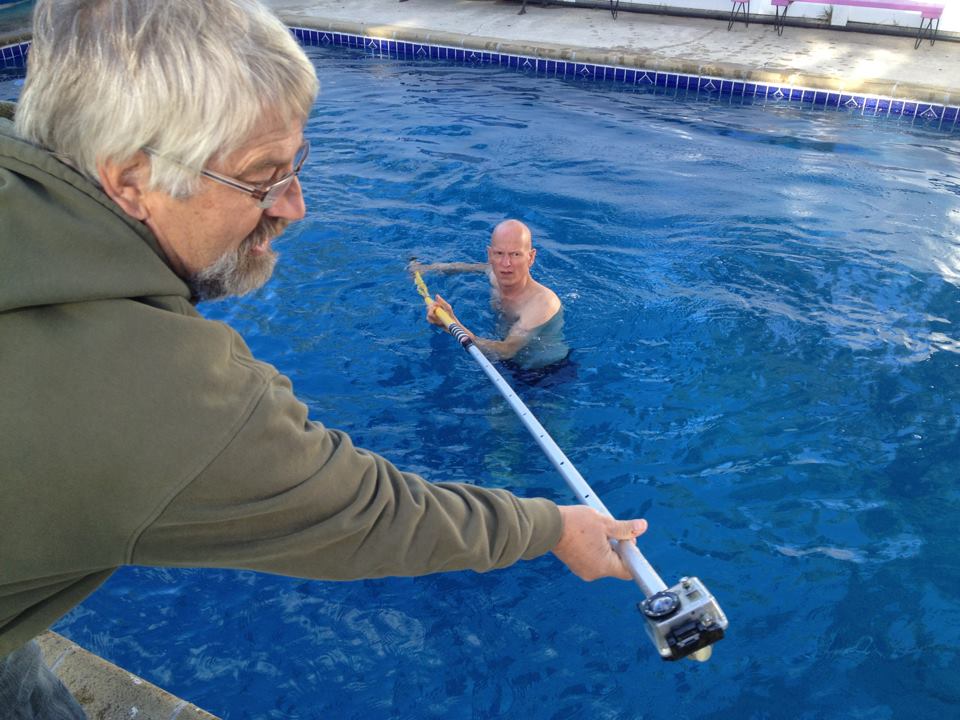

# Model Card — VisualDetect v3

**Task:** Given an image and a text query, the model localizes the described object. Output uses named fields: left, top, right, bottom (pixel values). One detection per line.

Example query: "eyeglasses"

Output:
left=144, top=140, right=310, bottom=209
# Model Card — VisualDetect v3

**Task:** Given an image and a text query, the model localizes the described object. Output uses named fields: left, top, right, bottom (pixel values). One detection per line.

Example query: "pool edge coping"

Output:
left=37, top=631, right=221, bottom=720
left=278, top=20, right=958, bottom=130
left=279, top=15, right=958, bottom=108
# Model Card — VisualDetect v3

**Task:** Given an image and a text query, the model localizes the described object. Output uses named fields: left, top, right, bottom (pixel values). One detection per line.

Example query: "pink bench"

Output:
left=770, top=0, right=944, bottom=48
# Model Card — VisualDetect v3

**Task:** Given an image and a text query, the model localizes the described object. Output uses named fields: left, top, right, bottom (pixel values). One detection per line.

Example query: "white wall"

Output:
left=557, top=0, right=960, bottom=34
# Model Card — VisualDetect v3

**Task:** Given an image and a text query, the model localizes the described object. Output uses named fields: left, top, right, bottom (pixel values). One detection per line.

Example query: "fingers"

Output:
left=606, top=517, right=647, bottom=541
left=552, top=506, right=648, bottom=583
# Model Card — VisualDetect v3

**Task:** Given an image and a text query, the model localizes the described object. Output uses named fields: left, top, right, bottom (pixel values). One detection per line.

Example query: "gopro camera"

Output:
left=638, top=576, right=727, bottom=661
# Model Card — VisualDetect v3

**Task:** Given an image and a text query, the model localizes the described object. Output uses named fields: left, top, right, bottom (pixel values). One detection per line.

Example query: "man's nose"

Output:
left=265, top=177, right=306, bottom=221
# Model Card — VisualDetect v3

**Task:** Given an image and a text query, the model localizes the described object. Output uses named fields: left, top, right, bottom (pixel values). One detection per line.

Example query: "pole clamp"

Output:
left=448, top=323, right=473, bottom=349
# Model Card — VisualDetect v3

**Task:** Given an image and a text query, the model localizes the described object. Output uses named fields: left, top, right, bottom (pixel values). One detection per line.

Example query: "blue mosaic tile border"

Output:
left=0, top=40, right=29, bottom=70
left=290, top=27, right=960, bottom=133
left=4, top=31, right=958, bottom=132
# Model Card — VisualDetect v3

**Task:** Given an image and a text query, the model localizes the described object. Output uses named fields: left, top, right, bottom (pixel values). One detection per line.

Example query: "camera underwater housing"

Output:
left=639, top=576, right=727, bottom=661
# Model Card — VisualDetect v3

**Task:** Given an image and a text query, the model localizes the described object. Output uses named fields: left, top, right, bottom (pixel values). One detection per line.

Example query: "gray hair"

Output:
left=15, top=0, right=318, bottom=197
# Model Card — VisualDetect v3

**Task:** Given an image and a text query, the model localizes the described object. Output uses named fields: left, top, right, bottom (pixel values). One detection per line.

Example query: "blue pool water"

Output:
left=7, top=43, right=960, bottom=718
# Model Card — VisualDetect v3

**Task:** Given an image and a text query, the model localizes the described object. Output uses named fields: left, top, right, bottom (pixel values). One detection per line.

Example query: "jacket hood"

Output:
left=0, top=118, right=189, bottom=312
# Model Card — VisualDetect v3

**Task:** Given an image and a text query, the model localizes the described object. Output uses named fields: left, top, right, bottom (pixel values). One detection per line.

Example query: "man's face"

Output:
left=141, top=118, right=307, bottom=301
left=487, top=231, right=535, bottom=288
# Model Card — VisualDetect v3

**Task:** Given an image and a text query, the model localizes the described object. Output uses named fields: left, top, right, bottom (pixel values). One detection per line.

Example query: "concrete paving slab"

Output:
left=265, top=0, right=960, bottom=104
left=38, top=632, right=220, bottom=720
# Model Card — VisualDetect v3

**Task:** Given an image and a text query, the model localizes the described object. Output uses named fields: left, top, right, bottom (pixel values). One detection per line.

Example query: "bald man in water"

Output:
left=415, top=219, right=569, bottom=369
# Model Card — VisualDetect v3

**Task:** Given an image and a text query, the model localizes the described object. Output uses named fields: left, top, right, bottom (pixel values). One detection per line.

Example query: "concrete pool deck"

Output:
left=264, top=0, right=960, bottom=105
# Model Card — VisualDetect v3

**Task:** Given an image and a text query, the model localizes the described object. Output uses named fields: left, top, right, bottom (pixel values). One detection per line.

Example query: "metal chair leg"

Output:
left=915, top=17, right=939, bottom=49
left=774, top=5, right=787, bottom=36
left=728, top=2, right=749, bottom=31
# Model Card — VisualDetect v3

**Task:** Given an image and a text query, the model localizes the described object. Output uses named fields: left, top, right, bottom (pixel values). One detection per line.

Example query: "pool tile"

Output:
left=280, top=31, right=959, bottom=134
left=839, top=95, right=860, bottom=110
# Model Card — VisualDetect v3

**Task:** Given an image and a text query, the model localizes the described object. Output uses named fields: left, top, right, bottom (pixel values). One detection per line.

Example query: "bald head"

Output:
left=491, top=219, right=532, bottom=250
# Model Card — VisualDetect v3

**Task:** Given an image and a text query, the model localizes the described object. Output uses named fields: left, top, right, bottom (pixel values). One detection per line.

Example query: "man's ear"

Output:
left=528, top=247, right=537, bottom=266
left=97, top=152, right=152, bottom=220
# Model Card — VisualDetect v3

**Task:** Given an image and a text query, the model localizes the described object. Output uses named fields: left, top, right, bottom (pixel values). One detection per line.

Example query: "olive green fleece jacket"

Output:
left=0, top=118, right=562, bottom=657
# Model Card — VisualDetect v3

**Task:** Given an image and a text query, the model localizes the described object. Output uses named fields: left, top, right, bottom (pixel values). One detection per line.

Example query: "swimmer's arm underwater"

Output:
left=409, top=259, right=488, bottom=276
left=426, top=294, right=529, bottom=360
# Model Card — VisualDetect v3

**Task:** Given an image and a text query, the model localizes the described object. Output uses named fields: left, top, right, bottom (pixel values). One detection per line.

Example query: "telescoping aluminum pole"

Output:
left=415, top=272, right=728, bottom=662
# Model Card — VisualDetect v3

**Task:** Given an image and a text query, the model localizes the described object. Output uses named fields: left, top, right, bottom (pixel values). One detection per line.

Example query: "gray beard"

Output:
left=187, top=217, right=288, bottom=302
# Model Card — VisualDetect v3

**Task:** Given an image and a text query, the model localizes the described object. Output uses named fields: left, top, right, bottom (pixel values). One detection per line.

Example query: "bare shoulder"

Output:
left=540, top=284, right=561, bottom=313
left=519, top=283, right=561, bottom=328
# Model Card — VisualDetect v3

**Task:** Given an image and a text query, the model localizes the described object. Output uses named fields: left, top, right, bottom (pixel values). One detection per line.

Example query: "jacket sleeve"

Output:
left=131, top=370, right=563, bottom=580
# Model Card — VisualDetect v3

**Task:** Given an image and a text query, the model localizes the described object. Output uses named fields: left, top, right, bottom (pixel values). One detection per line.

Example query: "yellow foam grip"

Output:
left=414, top=271, right=455, bottom=328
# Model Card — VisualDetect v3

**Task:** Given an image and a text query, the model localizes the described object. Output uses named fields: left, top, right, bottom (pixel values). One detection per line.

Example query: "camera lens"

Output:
left=641, top=591, right=680, bottom=619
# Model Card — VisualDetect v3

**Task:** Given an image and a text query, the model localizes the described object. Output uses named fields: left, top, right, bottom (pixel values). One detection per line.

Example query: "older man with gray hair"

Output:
left=0, top=1, right=646, bottom=716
